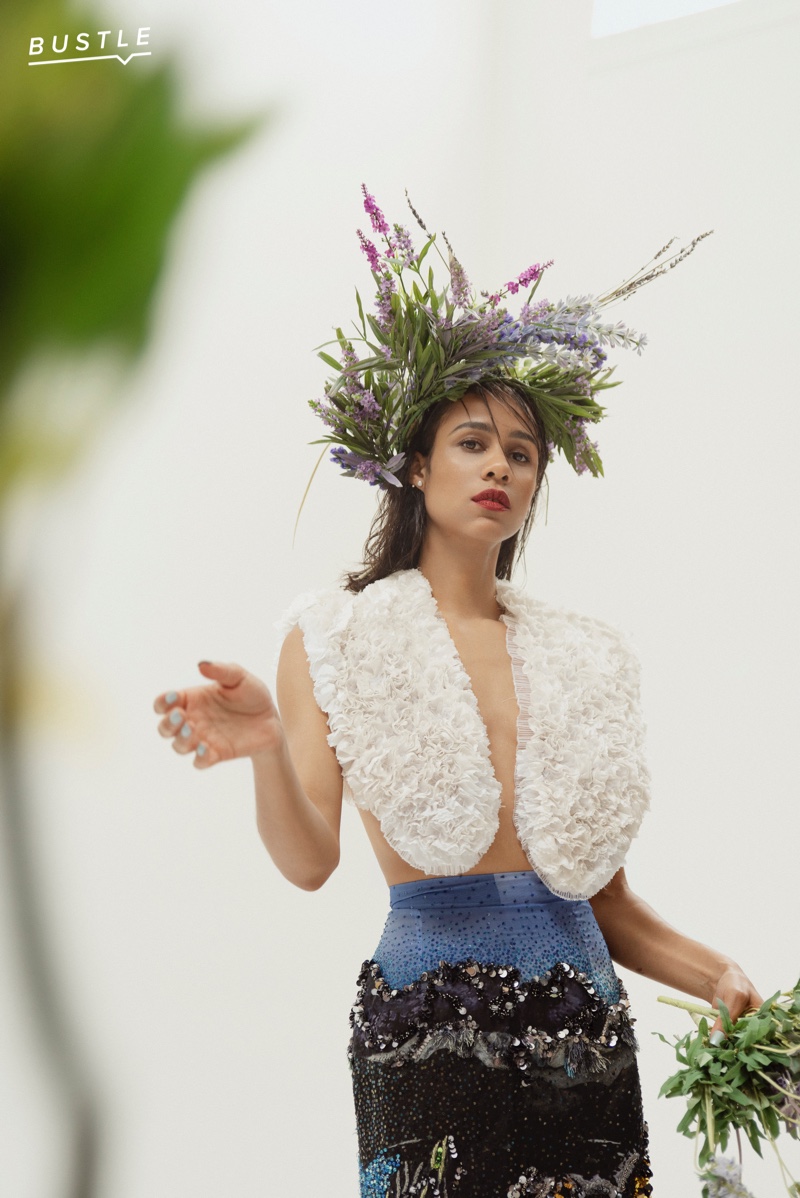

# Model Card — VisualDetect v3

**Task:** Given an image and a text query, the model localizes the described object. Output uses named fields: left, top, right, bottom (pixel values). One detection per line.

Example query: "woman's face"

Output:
left=410, top=391, right=541, bottom=548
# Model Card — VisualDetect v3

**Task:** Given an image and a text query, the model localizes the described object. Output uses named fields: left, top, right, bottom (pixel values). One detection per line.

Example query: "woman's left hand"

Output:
left=709, top=964, right=764, bottom=1040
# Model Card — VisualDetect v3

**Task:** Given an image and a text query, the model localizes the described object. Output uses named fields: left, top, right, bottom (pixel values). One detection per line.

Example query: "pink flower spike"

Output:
left=357, top=229, right=381, bottom=272
left=517, top=259, right=554, bottom=289
left=361, top=183, right=390, bottom=236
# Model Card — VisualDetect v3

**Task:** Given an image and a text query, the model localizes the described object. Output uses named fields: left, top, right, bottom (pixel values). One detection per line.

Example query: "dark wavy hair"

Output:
left=343, top=379, right=549, bottom=593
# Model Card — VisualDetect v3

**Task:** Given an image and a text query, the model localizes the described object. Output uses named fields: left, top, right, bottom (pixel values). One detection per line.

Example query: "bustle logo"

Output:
left=28, top=27, right=151, bottom=66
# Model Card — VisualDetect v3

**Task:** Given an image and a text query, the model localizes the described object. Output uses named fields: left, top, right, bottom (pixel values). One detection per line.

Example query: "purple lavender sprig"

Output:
left=388, top=222, right=416, bottom=268
left=329, top=447, right=406, bottom=488
left=774, top=1071, right=800, bottom=1138
left=448, top=251, right=471, bottom=308
left=699, top=1157, right=757, bottom=1198
left=564, top=416, right=600, bottom=476
left=353, top=388, right=381, bottom=424
left=308, top=397, right=345, bottom=436
left=519, top=298, right=552, bottom=324
left=339, top=342, right=362, bottom=394
left=375, top=273, right=396, bottom=329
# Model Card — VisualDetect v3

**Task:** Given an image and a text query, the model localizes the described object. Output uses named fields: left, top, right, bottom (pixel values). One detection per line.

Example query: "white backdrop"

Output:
left=2, top=0, right=799, bottom=1195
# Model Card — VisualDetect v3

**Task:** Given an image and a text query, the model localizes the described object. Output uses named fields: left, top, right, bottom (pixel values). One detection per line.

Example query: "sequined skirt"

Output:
left=348, top=870, right=653, bottom=1198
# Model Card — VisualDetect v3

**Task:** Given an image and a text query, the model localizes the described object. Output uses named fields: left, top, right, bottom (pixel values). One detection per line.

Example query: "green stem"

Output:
left=705, top=1088, right=716, bottom=1155
left=758, top=1109, right=799, bottom=1197
left=754, top=1069, right=800, bottom=1106
left=766, top=1131, right=798, bottom=1196
left=292, top=446, right=327, bottom=547
left=657, top=995, right=717, bottom=1018
left=0, top=585, right=100, bottom=1198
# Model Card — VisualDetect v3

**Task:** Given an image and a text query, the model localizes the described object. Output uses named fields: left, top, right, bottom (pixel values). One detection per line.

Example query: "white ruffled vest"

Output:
left=275, top=568, right=650, bottom=899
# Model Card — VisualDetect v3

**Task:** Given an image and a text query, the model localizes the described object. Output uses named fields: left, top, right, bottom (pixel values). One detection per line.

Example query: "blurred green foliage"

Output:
left=0, top=0, right=265, bottom=495
left=0, top=12, right=266, bottom=1191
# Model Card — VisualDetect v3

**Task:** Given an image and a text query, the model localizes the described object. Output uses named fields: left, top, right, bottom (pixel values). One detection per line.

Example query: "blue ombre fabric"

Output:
left=373, top=869, right=620, bottom=1004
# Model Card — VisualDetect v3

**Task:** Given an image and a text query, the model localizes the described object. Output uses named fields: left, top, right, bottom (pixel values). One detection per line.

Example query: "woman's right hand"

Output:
left=153, top=661, right=282, bottom=768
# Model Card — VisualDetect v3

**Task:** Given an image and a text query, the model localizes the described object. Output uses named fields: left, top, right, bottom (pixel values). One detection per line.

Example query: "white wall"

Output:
left=592, top=0, right=744, bottom=37
left=2, top=0, right=798, bottom=1195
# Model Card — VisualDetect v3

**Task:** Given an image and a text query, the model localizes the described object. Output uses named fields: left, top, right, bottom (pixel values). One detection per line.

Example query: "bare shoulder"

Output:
left=276, top=623, right=311, bottom=686
left=275, top=622, right=333, bottom=746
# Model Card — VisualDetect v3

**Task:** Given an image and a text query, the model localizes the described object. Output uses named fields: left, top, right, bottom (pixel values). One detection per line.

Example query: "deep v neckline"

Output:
left=411, top=569, right=526, bottom=812
left=280, top=565, right=650, bottom=894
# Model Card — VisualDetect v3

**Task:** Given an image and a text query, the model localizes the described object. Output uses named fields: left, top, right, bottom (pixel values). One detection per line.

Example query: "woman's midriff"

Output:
left=357, top=803, right=533, bottom=887
left=357, top=608, right=528, bottom=885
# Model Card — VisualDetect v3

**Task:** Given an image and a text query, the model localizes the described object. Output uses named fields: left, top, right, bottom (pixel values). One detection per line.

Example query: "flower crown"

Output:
left=309, top=185, right=711, bottom=490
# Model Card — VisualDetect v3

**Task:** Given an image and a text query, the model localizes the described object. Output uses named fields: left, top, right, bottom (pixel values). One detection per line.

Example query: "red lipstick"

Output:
left=471, top=488, right=510, bottom=511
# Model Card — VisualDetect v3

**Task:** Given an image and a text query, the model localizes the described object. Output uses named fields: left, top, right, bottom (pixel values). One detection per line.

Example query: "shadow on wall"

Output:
left=0, top=2, right=267, bottom=1194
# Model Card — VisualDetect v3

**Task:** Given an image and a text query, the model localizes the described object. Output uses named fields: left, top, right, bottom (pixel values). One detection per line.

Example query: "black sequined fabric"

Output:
left=348, top=873, right=653, bottom=1198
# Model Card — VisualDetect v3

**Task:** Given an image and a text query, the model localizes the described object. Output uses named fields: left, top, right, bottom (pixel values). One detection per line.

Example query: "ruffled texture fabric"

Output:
left=326, top=571, right=502, bottom=873
left=497, top=580, right=651, bottom=899
left=272, top=584, right=358, bottom=799
left=275, top=569, right=651, bottom=896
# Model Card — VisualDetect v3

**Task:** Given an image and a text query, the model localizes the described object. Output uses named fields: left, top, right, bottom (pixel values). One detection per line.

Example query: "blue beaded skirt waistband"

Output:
left=374, top=869, right=620, bottom=1003
left=389, top=868, right=562, bottom=910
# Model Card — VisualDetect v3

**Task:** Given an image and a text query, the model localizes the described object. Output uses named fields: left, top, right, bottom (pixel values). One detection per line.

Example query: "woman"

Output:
left=153, top=192, right=760, bottom=1195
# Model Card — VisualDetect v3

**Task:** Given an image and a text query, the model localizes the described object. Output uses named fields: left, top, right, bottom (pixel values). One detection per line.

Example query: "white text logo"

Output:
left=28, top=28, right=151, bottom=67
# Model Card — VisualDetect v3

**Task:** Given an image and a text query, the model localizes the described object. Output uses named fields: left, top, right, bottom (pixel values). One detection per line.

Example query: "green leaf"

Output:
left=717, top=1001, right=734, bottom=1035
left=745, top=1120, right=764, bottom=1155
left=727, top=1086, right=757, bottom=1107
left=763, top=1104, right=781, bottom=1139
left=415, top=236, right=435, bottom=268
left=741, top=1016, right=773, bottom=1047
left=318, top=351, right=344, bottom=372
left=355, top=289, right=367, bottom=337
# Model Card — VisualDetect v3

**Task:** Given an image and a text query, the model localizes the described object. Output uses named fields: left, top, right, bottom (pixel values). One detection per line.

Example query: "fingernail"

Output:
left=198, top=660, right=211, bottom=668
left=165, top=690, right=178, bottom=705
left=710, top=1030, right=725, bottom=1046
left=180, top=724, right=192, bottom=738
left=197, top=743, right=207, bottom=756
left=169, top=710, right=182, bottom=726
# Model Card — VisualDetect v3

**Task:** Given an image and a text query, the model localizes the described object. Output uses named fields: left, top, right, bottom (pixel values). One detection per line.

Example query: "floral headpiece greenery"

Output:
left=308, top=186, right=711, bottom=491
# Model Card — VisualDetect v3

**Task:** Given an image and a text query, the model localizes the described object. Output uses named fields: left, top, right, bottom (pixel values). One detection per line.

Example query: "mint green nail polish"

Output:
left=169, top=710, right=182, bottom=726
left=165, top=690, right=178, bottom=705
left=197, top=743, right=207, bottom=756
left=180, top=724, right=191, bottom=738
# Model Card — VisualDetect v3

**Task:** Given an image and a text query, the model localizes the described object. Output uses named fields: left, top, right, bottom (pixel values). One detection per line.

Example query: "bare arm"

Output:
left=153, top=626, right=343, bottom=892
left=254, top=625, right=343, bottom=890
left=589, top=867, right=763, bottom=1034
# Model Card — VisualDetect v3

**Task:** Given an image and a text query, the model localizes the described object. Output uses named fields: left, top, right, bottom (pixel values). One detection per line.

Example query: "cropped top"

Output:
left=274, top=567, right=651, bottom=900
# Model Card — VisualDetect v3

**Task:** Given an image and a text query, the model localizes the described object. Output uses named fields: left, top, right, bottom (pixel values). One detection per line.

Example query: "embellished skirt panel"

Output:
left=348, top=871, right=653, bottom=1198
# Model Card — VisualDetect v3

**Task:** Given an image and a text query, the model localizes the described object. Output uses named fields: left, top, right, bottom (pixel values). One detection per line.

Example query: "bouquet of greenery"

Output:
left=658, top=981, right=800, bottom=1197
